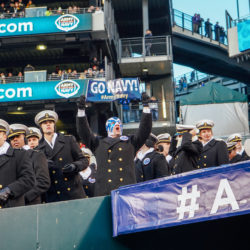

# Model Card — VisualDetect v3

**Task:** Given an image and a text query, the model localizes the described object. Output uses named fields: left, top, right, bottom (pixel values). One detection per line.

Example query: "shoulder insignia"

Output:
left=143, top=157, right=150, bottom=165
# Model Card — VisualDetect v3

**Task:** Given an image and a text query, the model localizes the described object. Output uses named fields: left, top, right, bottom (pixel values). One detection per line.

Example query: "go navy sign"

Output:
left=112, top=161, right=250, bottom=236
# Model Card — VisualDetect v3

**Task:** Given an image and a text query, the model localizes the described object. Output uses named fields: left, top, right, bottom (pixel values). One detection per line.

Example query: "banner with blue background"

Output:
left=237, top=20, right=250, bottom=52
left=112, top=161, right=250, bottom=236
left=86, top=78, right=141, bottom=102
left=0, top=79, right=87, bottom=102
left=0, top=14, right=92, bottom=37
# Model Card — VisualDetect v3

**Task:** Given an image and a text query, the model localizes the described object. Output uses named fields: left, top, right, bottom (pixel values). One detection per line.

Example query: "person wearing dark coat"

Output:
left=8, top=124, right=50, bottom=206
left=227, top=133, right=250, bottom=162
left=169, top=125, right=203, bottom=174
left=135, top=133, right=169, bottom=182
left=76, top=93, right=152, bottom=196
left=196, top=120, right=229, bottom=169
left=0, top=119, right=35, bottom=209
left=227, top=142, right=242, bottom=164
left=35, top=110, right=89, bottom=203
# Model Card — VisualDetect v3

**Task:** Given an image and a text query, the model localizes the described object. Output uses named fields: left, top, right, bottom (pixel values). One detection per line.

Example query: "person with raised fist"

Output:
left=76, top=93, right=152, bottom=196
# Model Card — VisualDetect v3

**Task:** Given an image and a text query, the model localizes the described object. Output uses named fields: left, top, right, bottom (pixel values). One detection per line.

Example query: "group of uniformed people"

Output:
left=0, top=93, right=249, bottom=208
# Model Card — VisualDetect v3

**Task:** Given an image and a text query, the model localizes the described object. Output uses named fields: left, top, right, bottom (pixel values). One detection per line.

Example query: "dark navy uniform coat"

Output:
left=37, top=133, right=89, bottom=202
left=0, top=147, right=35, bottom=208
left=77, top=112, right=152, bottom=196
left=135, top=150, right=170, bottom=182
left=197, top=139, right=229, bottom=169
left=25, top=149, right=51, bottom=205
left=170, top=133, right=203, bottom=174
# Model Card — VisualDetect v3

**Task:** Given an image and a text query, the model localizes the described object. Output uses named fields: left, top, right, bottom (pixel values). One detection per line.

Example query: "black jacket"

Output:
left=77, top=112, right=152, bottom=196
left=135, top=150, right=170, bottom=182
left=197, top=139, right=229, bottom=169
left=0, top=147, right=35, bottom=208
left=170, top=133, right=203, bottom=174
left=37, top=133, right=89, bottom=202
left=25, top=149, right=50, bottom=205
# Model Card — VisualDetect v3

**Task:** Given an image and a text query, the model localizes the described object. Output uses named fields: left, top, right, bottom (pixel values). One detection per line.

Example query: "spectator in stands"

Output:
left=87, top=68, right=93, bottom=78
left=0, top=3, right=7, bottom=14
left=149, top=96, right=158, bottom=121
left=131, top=98, right=140, bottom=122
left=192, top=13, right=199, bottom=33
left=17, top=72, right=23, bottom=82
left=227, top=142, right=240, bottom=163
left=18, top=0, right=25, bottom=12
left=1, top=73, right=6, bottom=84
left=92, top=65, right=99, bottom=76
left=220, top=27, right=226, bottom=44
left=214, top=22, right=220, bottom=41
left=90, top=57, right=100, bottom=69
left=205, top=18, right=212, bottom=39
left=68, top=6, right=73, bottom=14
left=95, top=7, right=103, bottom=13
left=190, top=70, right=195, bottom=82
left=98, top=68, right=105, bottom=78
left=57, top=7, right=63, bottom=15
left=45, top=8, right=52, bottom=16
left=145, top=29, right=153, bottom=56
left=71, top=70, right=78, bottom=79
left=178, top=78, right=183, bottom=92
left=197, top=14, right=203, bottom=34
left=24, top=64, right=35, bottom=72
left=87, top=6, right=95, bottom=13
left=121, top=99, right=130, bottom=123
left=182, top=76, right=187, bottom=91
left=26, top=0, right=35, bottom=8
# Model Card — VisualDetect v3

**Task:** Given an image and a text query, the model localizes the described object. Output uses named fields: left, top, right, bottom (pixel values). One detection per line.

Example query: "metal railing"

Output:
left=172, top=9, right=228, bottom=45
left=0, top=7, right=103, bottom=20
left=0, top=71, right=106, bottom=84
left=119, top=36, right=172, bottom=60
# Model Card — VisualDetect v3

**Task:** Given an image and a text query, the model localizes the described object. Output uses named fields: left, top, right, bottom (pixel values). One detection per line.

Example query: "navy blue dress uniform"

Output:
left=25, top=128, right=51, bottom=205
left=0, top=120, right=35, bottom=208
left=196, top=120, right=229, bottom=168
left=76, top=94, right=152, bottom=196
left=35, top=110, right=89, bottom=203
left=170, top=125, right=203, bottom=174
left=135, top=133, right=170, bottom=182
left=227, top=133, right=250, bottom=162
left=227, top=141, right=242, bottom=163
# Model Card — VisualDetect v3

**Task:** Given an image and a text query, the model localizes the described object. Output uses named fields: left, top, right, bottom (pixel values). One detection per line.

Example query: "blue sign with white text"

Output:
left=86, top=78, right=141, bottom=102
left=237, top=20, right=250, bottom=52
left=0, top=79, right=87, bottom=102
left=112, top=161, right=250, bottom=236
left=0, top=14, right=92, bottom=37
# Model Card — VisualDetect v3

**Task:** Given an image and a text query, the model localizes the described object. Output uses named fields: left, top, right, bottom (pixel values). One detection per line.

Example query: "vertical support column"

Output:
left=142, top=0, right=149, bottom=35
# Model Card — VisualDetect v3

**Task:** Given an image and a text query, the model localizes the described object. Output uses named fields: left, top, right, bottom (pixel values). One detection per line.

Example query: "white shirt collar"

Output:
left=23, top=145, right=30, bottom=150
left=136, top=147, right=154, bottom=161
left=45, top=133, right=58, bottom=149
left=237, top=147, right=244, bottom=155
left=0, top=142, right=10, bottom=155
left=166, top=154, right=172, bottom=163
left=202, top=137, right=214, bottom=147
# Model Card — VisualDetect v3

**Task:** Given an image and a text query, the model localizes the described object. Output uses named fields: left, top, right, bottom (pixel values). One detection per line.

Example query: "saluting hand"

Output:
left=77, top=95, right=86, bottom=110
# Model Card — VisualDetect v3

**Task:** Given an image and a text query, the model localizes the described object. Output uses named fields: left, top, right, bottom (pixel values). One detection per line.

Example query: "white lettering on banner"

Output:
left=210, top=179, right=239, bottom=214
left=106, top=79, right=139, bottom=94
left=0, top=22, right=33, bottom=34
left=0, top=87, right=32, bottom=99
left=176, top=185, right=200, bottom=220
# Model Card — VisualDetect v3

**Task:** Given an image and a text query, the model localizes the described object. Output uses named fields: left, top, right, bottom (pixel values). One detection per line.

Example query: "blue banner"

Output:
left=86, top=78, right=141, bottom=102
left=0, top=14, right=92, bottom=37
left=112, top=161, right=250, bottom=236
left=237, top=20, right=250, bottom=52
left=0, top=79, right=87, bottom=102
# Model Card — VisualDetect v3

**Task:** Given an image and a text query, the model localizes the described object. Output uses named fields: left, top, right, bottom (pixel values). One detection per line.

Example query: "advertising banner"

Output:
left=112, top=161, right=250, bottom=236
left=237, top=20, right=250, bottom=52
left=0, top=14, right=92, bottom=37
left=86, top=78, right=141, bottom=102
left=0, top=79, right=87, bottom=102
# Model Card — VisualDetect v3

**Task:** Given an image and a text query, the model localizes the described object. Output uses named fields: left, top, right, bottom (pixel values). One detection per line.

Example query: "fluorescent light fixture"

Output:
left=36, top=44, right=47, bottom=50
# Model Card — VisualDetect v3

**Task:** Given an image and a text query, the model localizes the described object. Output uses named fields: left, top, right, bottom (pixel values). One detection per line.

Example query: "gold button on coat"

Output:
left=204, top=163, right=207, bottom=167
left=55, top=180, right=58, bottom=184
left=118, top=158, right=123, bottom=162
left=59, top=158, right=63, bottom=161
left=108, top=169, right=112, bottom=172
left=120, top=178, right=123, bottom=182
left=204, top=155, right=207, bottom=158
left=57, top=191, right=60, bottom=195
left=119, top=148, right=122, bottom=151
left=119, top=168, right=123, bottom=171
left=108, top=179, right=112, bottom=183
left=67, top=188, right=71, bottom=191
left=108, top=159, right=111, bottom=163
left=0, top=184, right=2, bottom=189
left=108, top=149, right=112, bottom=153
left=64, top=178, right=68, bottom=181
left=52, top=170, right=56, bottom=174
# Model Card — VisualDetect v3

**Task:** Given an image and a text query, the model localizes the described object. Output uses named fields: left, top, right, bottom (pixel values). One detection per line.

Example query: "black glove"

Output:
left=47, top=160, right=56, bottom=169
left=62, top=163, right=77, bottom=174
left=141, top=92, right=150, bottom=107
left=0, top=187, right=12, bottom=204
left=77, top=95, right=86, bottom=110
left=89, top=163, right=97, bottom=172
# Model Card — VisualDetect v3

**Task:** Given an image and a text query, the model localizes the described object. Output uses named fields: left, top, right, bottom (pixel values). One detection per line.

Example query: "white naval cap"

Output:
left=0, top=119, right=9, bottom=135
left=226, top=133, right=242, bottom=143
left=26, top=127, right=42, bottom=140
left=226, top=141, right=238, bottom=151
left=8, top=124, right=28, bottom=139
left=196, top=119, right=214, bottom=130
left=35, top=110, right=58, bottom=126
left=176, top=124, right=196, bottom=135
left=156, top=133, right=171, bottom=143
